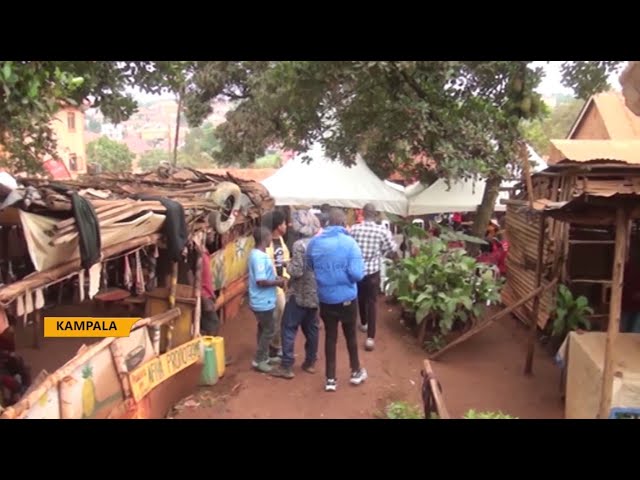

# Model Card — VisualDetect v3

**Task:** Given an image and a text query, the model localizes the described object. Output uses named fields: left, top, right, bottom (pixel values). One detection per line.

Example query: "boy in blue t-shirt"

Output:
left=248, top=226, right=286, bottom=372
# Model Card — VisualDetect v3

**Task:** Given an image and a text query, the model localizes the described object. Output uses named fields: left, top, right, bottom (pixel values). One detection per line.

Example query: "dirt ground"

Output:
left=173, top=298, right=565, bottom=419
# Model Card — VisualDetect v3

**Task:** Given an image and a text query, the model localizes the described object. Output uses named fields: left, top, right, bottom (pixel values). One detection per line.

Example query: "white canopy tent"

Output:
left=261, top=144, right=408, bottom=216
left=406, top=144, right=544, bottom=216
left=407, top=178, right=513, bottom=216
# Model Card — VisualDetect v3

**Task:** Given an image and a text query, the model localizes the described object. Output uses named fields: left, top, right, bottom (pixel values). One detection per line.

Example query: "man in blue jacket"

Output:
left=307, top=208, right=367, bottom=392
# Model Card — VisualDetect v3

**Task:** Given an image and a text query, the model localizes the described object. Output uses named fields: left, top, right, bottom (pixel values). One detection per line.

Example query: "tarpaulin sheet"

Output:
left=19, top=210, right=165, bottom=272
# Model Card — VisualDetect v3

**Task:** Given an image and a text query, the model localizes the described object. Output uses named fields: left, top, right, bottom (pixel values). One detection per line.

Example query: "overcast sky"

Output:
left=129, top=61, right=627, bottom=102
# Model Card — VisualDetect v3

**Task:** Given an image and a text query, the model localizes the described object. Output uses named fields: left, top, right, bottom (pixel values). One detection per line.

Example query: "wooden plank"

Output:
left=570, top=279, right=612, bottom=285
left=568, top=240, right=615, bottom=245
left=422, top=359, right=450, bottom=419
left=0, top=233, right=162, bottom=306
left=429, top=278, right=558, bottom=361
left=598, top=208, right=629, bottom=419
left=193, top=233, right=204, bottom=338
left=525, top=213, right=546, bottom=375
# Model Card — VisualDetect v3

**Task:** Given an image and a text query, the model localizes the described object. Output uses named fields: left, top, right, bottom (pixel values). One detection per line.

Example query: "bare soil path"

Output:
left=173, top=298, right=564, bottom=419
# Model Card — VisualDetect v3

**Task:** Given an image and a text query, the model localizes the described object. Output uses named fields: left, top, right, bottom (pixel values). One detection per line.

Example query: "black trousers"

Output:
left=357, top=271, right=380, bottom=339
left=200, top=298, right=221, bottom=336
left=320, top=300, right=360, bottom=380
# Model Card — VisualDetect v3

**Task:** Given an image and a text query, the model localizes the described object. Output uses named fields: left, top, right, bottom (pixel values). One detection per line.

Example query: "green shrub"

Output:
left=385, top=401, right=424, bottom=419
left=552, top=284, right=593, bottom=337
left=386, top=235, right=503, bottom=337
left=463, top=409, right=517, bottom=419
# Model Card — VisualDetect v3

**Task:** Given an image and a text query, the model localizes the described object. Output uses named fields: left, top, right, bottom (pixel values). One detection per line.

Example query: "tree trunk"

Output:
left=468, top=175, right=502, bottom=256
left=173, top=89, right=183, bottom=166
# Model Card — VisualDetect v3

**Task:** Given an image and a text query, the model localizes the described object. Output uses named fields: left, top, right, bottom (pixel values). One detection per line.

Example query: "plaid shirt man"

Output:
left=350, top=221, right=397, bottom=276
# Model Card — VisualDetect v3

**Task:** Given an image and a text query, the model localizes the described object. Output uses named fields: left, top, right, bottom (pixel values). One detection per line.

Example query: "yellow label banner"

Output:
left=129, top=338, right=202, bottom=402
left=43, top=317, right=140, bottom=338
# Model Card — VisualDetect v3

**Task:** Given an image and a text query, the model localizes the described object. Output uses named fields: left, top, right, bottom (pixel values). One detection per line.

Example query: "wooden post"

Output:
left=165, top=261, right=179, bottom=351
left=525, top=213, right=546, bottom=375
left=598, top=207, right=629, bottom=419
left=520, top=142, right=536, bottom=209
left=422, top=359, right=450, bottom=419
left=192, top=234, right=204, bottom=338
left=32, top=310, right=41, bottom=349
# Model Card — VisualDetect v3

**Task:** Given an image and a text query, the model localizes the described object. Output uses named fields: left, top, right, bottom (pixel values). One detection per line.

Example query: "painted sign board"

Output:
left=128, top=337, right=201, bottom=402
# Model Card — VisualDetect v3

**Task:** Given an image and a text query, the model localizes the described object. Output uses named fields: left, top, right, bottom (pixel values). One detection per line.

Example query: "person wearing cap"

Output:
left=350, top=203, right=398, bottom=351
left=270, top=211, right=321, bottom=379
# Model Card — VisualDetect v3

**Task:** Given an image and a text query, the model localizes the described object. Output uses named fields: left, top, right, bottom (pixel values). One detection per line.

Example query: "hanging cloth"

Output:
left=88, top=263, right=101, bottom=299
left=78, top=271, right=85, bottom=302
left=123, top=255, right=132, bottom=290
left=135, top=250, right=145, bottom=295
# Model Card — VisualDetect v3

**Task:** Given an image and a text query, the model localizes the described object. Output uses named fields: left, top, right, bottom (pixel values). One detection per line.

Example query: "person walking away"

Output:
left=270, top=213, right=321, bottom=379
left=318, top=203, right=331, bottom=228
left=248, top=227, right=286, bottom=373
left=262, top=210, right=290, bottom=363
left=199, top=230, right=233, bottom=364
left=307, top=208, right=367, bottom=392
left=350, top=203, right=398, bottom=351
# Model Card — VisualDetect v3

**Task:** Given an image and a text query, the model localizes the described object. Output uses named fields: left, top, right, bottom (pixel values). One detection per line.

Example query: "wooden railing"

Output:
left=421, top=359, right=450, bottom=419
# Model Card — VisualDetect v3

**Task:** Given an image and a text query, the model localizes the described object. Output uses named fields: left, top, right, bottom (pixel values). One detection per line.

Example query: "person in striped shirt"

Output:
left=350, top=204, right=398, bottom=351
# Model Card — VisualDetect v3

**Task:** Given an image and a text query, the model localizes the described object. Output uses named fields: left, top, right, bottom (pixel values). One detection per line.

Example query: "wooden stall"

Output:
left=503, top=138, right=640, bottom=417
left=503, top=140, right=640, bottom=333
left=0, top=166, right=273, bottom=418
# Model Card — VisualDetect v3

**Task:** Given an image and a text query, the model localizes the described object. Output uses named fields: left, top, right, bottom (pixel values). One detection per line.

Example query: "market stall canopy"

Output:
left=383, top=180, right=426, bottom=197
left=407, top=178, right=513, bottom=216
left=261, top=145, right=409, bottom=216
left=406, top=144, right=544, bottom=216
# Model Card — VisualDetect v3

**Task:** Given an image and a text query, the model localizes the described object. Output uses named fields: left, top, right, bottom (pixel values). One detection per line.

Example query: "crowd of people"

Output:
left=200, top=203, right=509, bottom=393
left=247, top=204, right=397, bottom=392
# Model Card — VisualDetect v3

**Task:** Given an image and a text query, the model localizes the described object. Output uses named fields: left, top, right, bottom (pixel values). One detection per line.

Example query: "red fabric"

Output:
left=1, top=375, right=18, bottom=391
left=489, top=240, right=507, bottom=275
left=477, top=252, right=498, bottom=266
left=477, top=244, right=506, bottom=276
left=622, top=261, right=640, bottom=311
left=452, top=213, right=462, bottom=223
left=201, top=250, right=215, bottom=300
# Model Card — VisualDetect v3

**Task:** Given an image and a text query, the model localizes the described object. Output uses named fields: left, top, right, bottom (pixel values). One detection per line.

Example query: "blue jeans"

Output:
left=281, top=296, right=319, bottom=369
left=621, top=312, right=640, bottom=333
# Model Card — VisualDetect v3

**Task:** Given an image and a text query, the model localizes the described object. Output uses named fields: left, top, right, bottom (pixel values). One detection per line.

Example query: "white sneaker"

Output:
left=365, top=338, right=375, bottom=351
left=350, top=368, right=368, bottom=386
left=325, top=378, right=337, bottom=392
left=359, top=324, right=368, bottom=333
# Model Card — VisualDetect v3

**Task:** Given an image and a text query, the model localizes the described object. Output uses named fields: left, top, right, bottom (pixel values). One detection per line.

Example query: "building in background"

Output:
left=48, top=104, right=88, bottom=177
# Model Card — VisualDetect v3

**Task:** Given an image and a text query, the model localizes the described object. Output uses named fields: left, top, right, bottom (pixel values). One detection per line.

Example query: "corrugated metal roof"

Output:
left=593, top=91, right=640, bottom=138
left=547, top=139, right=640, bottom=165
left=567, top=91, right=640, bottom=140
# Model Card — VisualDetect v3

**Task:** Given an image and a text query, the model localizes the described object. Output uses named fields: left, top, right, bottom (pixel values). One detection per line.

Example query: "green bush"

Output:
left=384, top=401, right=424, bottom=419
left=552, top=284, right=593, bottom=337
left=386, top=235, right=503, bottom=337
left=464, top=409, right=517, bottom=419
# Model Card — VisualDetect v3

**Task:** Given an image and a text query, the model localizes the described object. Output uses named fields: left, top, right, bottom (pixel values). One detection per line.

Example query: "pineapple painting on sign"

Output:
left=211, top=235, right=254, bottom=290
left=59, top=347, right=123, bottom=419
